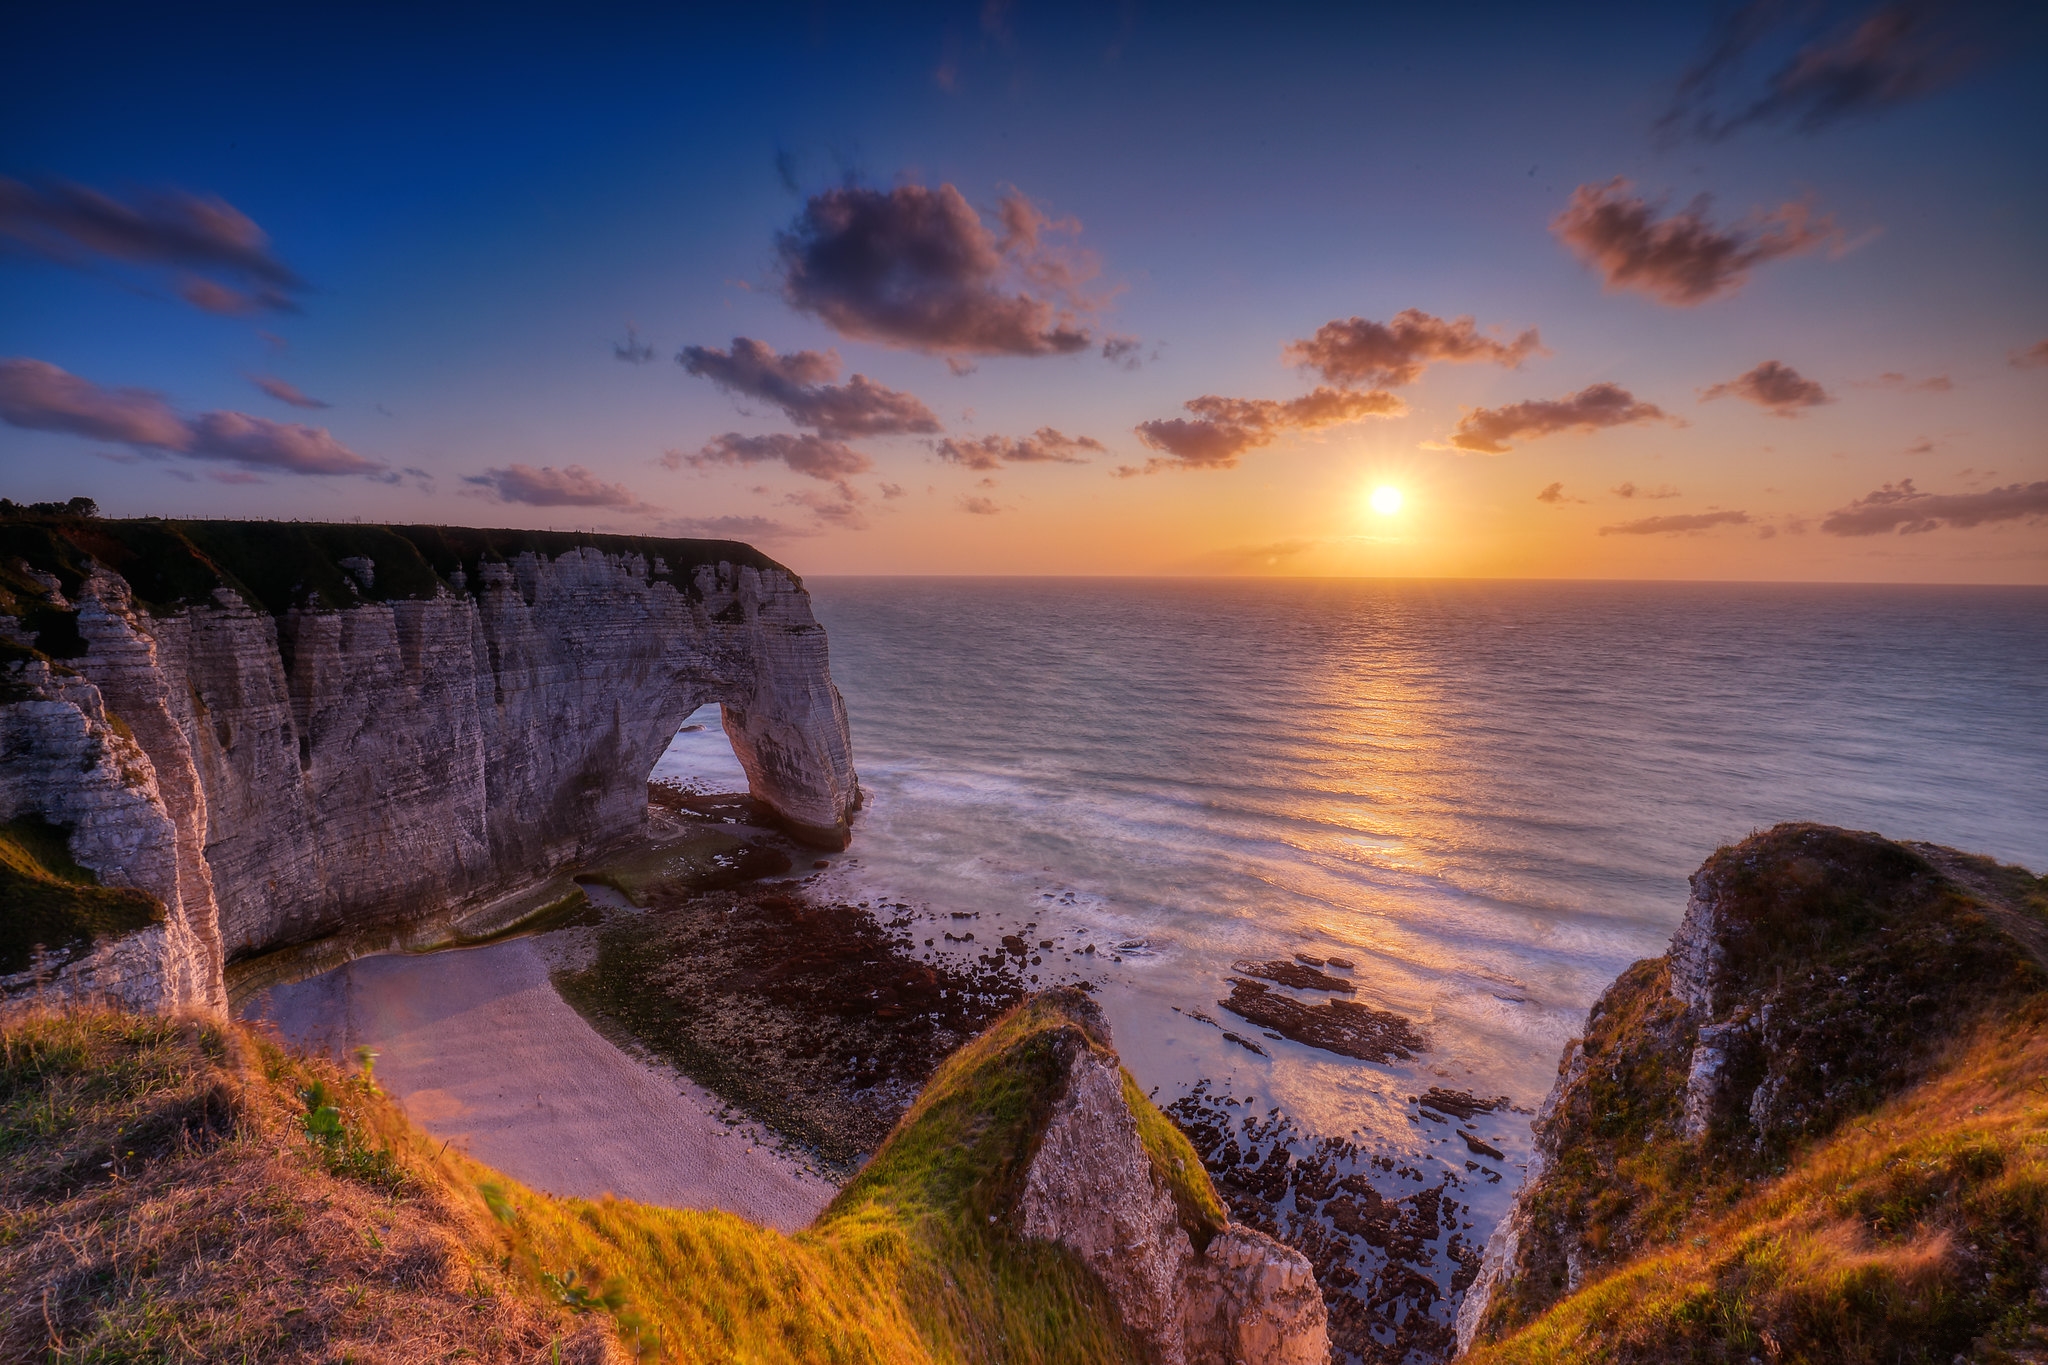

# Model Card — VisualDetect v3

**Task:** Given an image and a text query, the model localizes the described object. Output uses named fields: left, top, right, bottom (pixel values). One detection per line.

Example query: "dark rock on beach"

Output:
left=1219, top=978, right=1424, bottom=1063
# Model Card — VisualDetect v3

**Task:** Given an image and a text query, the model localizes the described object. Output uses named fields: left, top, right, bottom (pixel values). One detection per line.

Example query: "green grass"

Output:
left=2, top=990, right=1214, bottom=1362
left=0, top=815, right=164, bottom=975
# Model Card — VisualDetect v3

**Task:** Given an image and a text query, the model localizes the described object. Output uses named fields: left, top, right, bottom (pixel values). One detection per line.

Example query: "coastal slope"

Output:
left=1461, top=823, right=2048, bottom=1362
left=0, top=511, right=860, bottom=1013
left=1, top=989, right=1327, bottom=1364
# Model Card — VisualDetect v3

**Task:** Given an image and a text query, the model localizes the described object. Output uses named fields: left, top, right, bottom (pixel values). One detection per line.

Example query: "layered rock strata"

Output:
left=1018, top=999, right=1329, bottom=1364
left=1, top=519, right=859, bottom=1013
left=1457, top=823, right=2046, bottom=1353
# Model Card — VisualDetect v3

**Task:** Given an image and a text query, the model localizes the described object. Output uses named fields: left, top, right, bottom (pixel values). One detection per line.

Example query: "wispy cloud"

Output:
left=251, top=374, right=330, bottom=409
left=934, top=427, right=1103, bottom=469
left=1820, top=477, right=2048, bottom=534
left=958, top=495, right=1002, bottom=515
left=463, top=464, right=651, bottom=509
left=1128, top=387, right=1402, bottom=474
left=676, top=431, right=874, bottom=481
left=1284, top=309, right=1543, bottom=387
left=1599, top=509, right=1753, bottom=535
left=2010, top=339, right=2048, bottom=369
left=1701, top=359, right=1833, bottom=415
left=777, top=183, right=1100, bottom=357
left=1536, top=482, right=1587, bottom=505
left=1553, top=178, right=1842, bottom=305
left=662, top=513, right=810, bottom=540
left=679, top=337, right=939, bottom=438
left=613, top=325, right=656, bottom=364
left=0, top=177, right=304, bottom=314
left=1613, top=481, right=1683, bottom=499
left=0, top=357, right=380, bottom=476
left=1658, top=0, right=1985, bottom=143
left=1448, top=382, right=1672, bottom=454
left=1856, top=370, right=1953, bottom=391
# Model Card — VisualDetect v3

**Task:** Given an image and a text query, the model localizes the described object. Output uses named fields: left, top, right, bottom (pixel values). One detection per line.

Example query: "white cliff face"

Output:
left=1017, top=1041, right=1329, bottom=1365
left=2, top=534, right=858, bottom=1011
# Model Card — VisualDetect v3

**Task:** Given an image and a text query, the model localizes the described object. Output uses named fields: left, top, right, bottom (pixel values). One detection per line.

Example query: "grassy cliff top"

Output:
left=0, top=506, right=790, bottom=622
left=0, top=989, right=1213, bottom=1363
left=1470, top=826, right=2048, bottom=1363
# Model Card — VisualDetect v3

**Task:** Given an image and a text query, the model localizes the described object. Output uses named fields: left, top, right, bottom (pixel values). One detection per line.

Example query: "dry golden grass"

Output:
left=1469, top=1003, right=2048, bottom=1364
left=2, top=990, right=1192, bottom=1363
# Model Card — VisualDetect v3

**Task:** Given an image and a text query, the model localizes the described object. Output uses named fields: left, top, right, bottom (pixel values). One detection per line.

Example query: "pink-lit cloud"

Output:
left=678, top=432, right=875, bottom=481
left=679, top=337, right=940, bottom=438
left=1128, top=387, right=1403, bottom=474
left=1598, top=509, right=1753, bottom=535
left=1613, top=481, right=1682, bottom=499
left=2010, top=340, right=2048, bottom=369
left=252, top=375, right=330, bottom=409
left=777, top=183, right=1099, bottom=357
left=935, top=427, right=1104, bottom=470
left=1285, top=309, right=1543, bottom=387
left=1820, top=478, right=2048, bottom=535
left=1701, top=360, right=1833, bottom=415
left=1552, top=178, right=1842, bottom=305
left=0, top=357, right=380, bottom=476
left=0, top=177, right=303, bottom=313
left=462, top=464, right=650, bottom=509
left=1448, top=382, right=1672, bottom=454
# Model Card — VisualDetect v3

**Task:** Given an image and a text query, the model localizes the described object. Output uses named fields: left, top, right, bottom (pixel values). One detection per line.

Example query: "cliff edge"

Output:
left=1, top=989, right=1327, bottom=1364
left=1460, top=823, right=2048, bottom=1362
left=0, top=511, right=859, bottom=1013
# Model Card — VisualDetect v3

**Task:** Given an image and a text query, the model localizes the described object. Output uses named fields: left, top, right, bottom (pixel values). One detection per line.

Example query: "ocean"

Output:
left=654, top=576, right=2048, bottom=1352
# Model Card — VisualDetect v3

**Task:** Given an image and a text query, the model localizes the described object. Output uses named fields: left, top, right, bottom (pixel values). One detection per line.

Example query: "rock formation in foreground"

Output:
left=1, top=989, right=1326, bottom=1364
left=1459, top=823, right=2048, bottom=1361
left=1, top=513, right=859, bottom=1013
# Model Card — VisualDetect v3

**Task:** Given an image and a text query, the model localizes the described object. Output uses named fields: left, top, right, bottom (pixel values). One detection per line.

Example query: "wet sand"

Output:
left=243, top=932, right=837, bottom=1233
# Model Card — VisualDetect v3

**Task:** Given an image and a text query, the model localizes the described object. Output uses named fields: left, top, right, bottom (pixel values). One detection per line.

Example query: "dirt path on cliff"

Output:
left=241, top=933, right=838, bottom=1232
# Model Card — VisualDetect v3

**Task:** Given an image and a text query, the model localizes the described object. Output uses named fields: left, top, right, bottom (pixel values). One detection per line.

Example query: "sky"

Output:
left=2, top=1, right=2045, bottom=581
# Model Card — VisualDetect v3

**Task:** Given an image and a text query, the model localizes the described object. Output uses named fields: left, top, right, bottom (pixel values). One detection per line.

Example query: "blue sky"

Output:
left=3, top=1, right=2045, bottom=579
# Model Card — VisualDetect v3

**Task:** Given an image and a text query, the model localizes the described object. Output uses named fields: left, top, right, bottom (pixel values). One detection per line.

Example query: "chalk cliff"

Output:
left=1457, top=824, right=2048, bottom=1360
left=1, top=515, right=859, bottom=1013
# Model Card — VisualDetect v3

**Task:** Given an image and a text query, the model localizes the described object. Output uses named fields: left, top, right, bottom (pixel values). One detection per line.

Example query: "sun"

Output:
left=1368, top=485, right=1404, bottom=516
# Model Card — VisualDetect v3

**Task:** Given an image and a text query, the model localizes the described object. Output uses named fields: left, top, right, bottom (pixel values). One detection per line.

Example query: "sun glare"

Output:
left=1369, top=485, right=1404, bottom=516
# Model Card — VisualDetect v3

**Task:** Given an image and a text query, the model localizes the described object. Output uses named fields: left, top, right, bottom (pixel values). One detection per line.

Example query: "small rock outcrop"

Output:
left=1015, top=996, right=1329, bottom=1364
left=1458, top=823, right=2048, bottom=1354
left=2, top=516, right=859, bottom=1013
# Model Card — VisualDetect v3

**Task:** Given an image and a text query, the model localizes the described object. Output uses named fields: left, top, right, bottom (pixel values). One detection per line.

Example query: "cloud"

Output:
left=959, top=495, right=1002, bottom=515
left=680, top=431, right=874, bottom=481
left=1820, top=477, right=2048, bottom=535
left=1128, top=387, right=1403, bottom=474
left=1613, top=481, right=1683, bottom=499
left=1284, top=309, right=1543, bottom=387
left=1658, top=0, right=1984, bottom=143
left=776, top=183, right=1099, bottom=357
left=0, top=177, right=303, bottom=313
left=678, top=337, right=940, bottom=438
left=614, top=326, right=656, bottom=364
left=1448, top=382, right=1671, bottom=454
left=662, top=513, right=810, bottom=540
left=1552, top=178, right=1842, bottom=305
left=1599, top=509, right=1753, bottom=535
left=462, top=464, right=649, bottom=509
left=934, top=427, right=1104, bottom=470
left=1536, top=482, right=1587, bottom=505
left=0, top=357, right=381, bottom=476
left=2011, top=340, right=2048, bottom=369
left=784, top=485, right=868, bottom=530
left=1701, top=359, right=1833, bottom=414
left=1858, top=370, right=1953, bottom=391
left=1101, top=336, right=1144, bottom=370
left=252, top=374, right=330, bottom=409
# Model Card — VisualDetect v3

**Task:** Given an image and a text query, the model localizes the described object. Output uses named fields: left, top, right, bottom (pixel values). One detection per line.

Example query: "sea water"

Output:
left=653, top=577, right=2047, bottom=1292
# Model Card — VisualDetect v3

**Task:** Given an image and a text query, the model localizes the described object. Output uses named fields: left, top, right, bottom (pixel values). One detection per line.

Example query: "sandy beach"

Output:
left=242, top=932, right=837, bottom=1233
